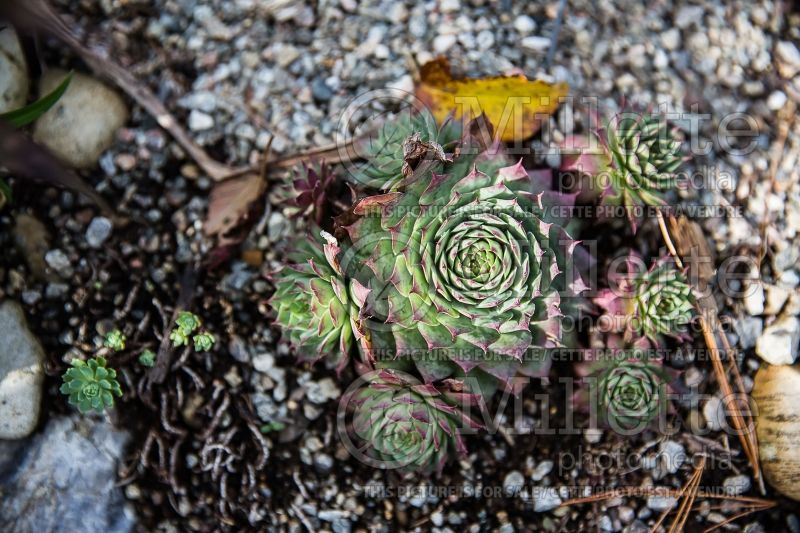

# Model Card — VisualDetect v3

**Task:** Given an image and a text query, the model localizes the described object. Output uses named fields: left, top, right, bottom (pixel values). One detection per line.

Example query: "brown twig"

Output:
left=668, top=455, right=706, bottom=533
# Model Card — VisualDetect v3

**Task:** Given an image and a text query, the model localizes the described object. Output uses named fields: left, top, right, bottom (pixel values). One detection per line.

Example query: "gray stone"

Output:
left=646, top=495, right=677, bottom=511
left=660, top=28, right=681, bottom=51
left=521, top=36, right=551, bottom=52
left=188, top=110, right=214, bottom=131
left=305, top=378, right=341, bottom=404
left=767, top=91, right=788, bottom=111
left=722, top=475, right=751, bottom=495
left=252, top=352, right=276, bottom=372
left=33, top=70, right=129, bottom=168
left=703, top=396, right=725, bottom=431
left=311, top=78, right=333, bottom=102
left=0, top=28, right=29, bottom=113
left=513, top=15, right=536, bottom=35
left=0, top=301, right=45, bottom=439
left=86, top=217, right=113, bottom=248
left=314, top=453, right=334, bottom=473
left=532, top=486, right=562, bottom=512
left=743, top=280, right=764, bottom=316
left=756, top=315, right=800, bottom=365
left=531, top=460, right=554, bottom=482
left=45, top=248, right=73, bottom=279
left=503, top=470, right=525, bottom=495
left=776, top=41, right=800, bottom=78
left=735, top=317, right=763, bottom=350
left=656, top=440, right=685, bottom=476
left=0, top=417, right=134, bottom=532
left=433, top=35, right=457, bottom=54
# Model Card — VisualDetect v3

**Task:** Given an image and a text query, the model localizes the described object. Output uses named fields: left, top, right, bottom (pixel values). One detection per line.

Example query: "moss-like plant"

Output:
left=103, top=329, right=126, bottom=351
left=60, top=356, right=123, bottom=413
left=139, top=350, right=156, bottom=368
left=170, top=311, right=202, bottom=347
left=193, top=331, right=216, bottom=352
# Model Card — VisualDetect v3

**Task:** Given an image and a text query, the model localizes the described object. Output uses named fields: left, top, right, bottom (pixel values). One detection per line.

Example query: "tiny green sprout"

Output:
left=103, top=329, right=126, bottom=351
left=170, top=311, right=202, bottom=348
left=175, top=311, right=202, bottom=335
left=169, top=328, right=189, bottom=347
left=60, top=356, right=122, bottom=413
left=193, top=331, right=216, bottom=352
left=260, top=421, right=286, bottom=434
left=139, top=350, right=156, bottom=368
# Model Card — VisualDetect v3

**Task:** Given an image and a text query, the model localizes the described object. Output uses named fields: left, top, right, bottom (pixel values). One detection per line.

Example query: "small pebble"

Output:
left=86, top=217, right=113, bottom=248
left=503, top=470, right=525, bottom=495
left=188, top=110, right=214, bottom=131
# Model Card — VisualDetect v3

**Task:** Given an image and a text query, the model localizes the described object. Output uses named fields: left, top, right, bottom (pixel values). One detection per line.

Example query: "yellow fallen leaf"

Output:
left=415, top=57, right=569, bottom=142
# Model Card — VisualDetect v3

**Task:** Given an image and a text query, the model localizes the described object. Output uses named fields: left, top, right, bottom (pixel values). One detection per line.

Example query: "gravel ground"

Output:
left=2, top=0, right=800, bottom=531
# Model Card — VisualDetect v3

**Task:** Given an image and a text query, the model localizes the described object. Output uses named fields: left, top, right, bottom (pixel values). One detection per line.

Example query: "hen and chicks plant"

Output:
left=60, top=357, right=123, bottom=413
left=270, top=111, right=587, bottom=472
left=561, top=110, right=684, bottom=230
left=270, top=104, right=690, bottom=472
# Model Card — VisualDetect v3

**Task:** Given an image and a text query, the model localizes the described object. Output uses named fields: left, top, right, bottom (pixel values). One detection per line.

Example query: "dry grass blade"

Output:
left=701, top=500, right=777, bottom=533
left=560, top=484, right=776, bottom=532
left=664, top=215, right=763, bottom=492
left=667, top=455, right=706, bottom=533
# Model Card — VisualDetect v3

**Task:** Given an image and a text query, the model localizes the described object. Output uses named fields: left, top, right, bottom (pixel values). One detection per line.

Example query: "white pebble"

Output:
left=767, top=91, right=787, bottom=111
left=188, top=110, right=214, bottom=131
left=521, top=36, right=551, bottom=52
left=433, top=34, right=457, bottom=54
left=514, top=15, right=536, bottom=35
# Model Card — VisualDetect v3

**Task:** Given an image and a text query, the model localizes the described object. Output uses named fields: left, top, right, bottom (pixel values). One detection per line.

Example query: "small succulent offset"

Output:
left=270, top=112, right=588, bottom=472
left=352, top=110, right=461, bottom=191
left=193, top=331, right=216, bottom=352
left=60, top=357, right=123, bottom=413
left=103, top=329, right=126, bottom=351
left=269, top=231, right=367, bottom=374
left=595, top=254, right=694, bottom=344
left=604, top=113, right=683, bottom=207
left=139, top=350, right=156, bottom=368
left=275, top=161, right=337, bottom=225
left=348, top=370, right=482, bottom=474
left=591, top=350, right=671, bottom=431
left=170, top=311, right=201, bottom=347
left=560, top=110, right=683, bottom=230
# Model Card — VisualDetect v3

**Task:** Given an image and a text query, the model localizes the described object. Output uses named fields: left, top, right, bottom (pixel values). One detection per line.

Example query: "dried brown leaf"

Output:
left=205, top=173, right=266, bottom=244
left=0, top=120, right=114, bottom=216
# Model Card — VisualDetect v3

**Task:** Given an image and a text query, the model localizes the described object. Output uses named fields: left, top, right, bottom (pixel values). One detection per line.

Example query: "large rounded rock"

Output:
left=0, top=301, right=45, bottom=439
left=33, top=69, right=128, bottom=168
left=0, top=27, right=29, bottom=113
left=0, top=417, right=135, bottom=532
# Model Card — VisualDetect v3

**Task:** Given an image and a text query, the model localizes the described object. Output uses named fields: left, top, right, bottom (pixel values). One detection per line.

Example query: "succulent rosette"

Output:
left=270, top=230, right=368, bottom=372
left=346, top=369, right=482, bottom=474
left=343, top=149, right=588, bottom=396
left=60, top=356, right=123, bottom=413
left=560, top=111, right=683, bottom=230
left=352, top=110, right=461, bottom=191
left=594, top=254, right=693, bottom=344
left=573, top=336, right=676, bottom=432
left=594, top=350, right=671, bottom=431
left=275, top=161, right=337, bottom=225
